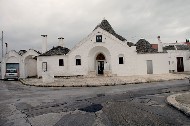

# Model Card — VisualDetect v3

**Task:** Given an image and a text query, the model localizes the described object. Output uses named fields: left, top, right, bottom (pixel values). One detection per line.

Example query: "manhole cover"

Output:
left=79, top=104, right=103, bottom=113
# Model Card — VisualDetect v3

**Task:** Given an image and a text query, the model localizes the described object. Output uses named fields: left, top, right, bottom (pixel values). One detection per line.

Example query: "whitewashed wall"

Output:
left=25, top=59, right=37, bottom=77
left=1, top=61, right=5, bottom=79
left=22, top=50, right=39, bottom=78
left=136, top=53, right=169, bottom=75
left=37, top=28, right=170, bottom=77
left=1, top=51, right=21, bottom=79
left=68, top=27, right=137, bottom=76
left=1, top=50, right=39, bottom=79
left=0, top=62, right=1, bottom=79
left=167, top=50, right=190, bottom=72
left=37, top=55, right=68, bottom=77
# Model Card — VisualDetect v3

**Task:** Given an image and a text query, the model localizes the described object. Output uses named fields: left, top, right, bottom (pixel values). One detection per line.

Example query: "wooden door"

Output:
left=177, top=57, right=184, bottom=72
left=98, top=61, right=104, bottom=75
left=147, top=60, right=153, bottom=74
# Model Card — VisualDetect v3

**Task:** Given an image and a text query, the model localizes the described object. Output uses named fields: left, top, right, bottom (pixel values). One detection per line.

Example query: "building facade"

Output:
left=1, top=19, right=171, bottom=79
left=163, top=44, right=190, bottom=72
left=37, top=19, right=169, bottom=78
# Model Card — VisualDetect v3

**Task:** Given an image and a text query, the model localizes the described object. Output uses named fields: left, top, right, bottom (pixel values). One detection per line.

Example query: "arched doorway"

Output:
left=88, top=46, right=112, bottom=76
left=22, top=50, right=39, bottom=78
left=96, top=53, right=105, bottom=75
left=24, top=55, right=37, bottom=78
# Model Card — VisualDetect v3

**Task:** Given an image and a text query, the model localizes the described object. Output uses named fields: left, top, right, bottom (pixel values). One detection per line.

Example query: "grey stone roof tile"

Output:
left=40, top=46, right=70, bottom=56
left=163, top=45, right=176, bottom=50
left=175, top=45, right=190, bottom=50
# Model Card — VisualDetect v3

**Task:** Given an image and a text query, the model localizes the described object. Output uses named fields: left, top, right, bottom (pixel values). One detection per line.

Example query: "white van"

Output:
left=4, top=69, right=19, bottom=80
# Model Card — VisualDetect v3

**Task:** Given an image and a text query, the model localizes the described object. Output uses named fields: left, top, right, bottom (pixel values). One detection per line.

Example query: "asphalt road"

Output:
left=0, top=79, right=190, bottom=126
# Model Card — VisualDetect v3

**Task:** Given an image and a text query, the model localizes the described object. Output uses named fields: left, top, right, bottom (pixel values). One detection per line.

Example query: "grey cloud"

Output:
left=0, top=0, right=190, bottom=60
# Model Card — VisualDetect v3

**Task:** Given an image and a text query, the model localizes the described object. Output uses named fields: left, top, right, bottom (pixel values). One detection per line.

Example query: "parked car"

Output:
left=4, top=69, right=19, bottom=80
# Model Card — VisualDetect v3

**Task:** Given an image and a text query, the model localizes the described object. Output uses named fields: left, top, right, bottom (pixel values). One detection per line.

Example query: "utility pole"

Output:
left=1, top=31, right=3, bottom=59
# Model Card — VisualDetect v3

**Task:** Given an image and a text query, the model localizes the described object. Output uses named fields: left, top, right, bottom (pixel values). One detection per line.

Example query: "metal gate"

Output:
left=147, top=60, right=153, bottom=74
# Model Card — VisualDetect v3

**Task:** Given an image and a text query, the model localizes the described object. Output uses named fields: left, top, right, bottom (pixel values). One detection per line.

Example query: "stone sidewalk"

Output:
left=167, top=92, right=190, bottom=116
left=20, top=73, right=190, bottom=87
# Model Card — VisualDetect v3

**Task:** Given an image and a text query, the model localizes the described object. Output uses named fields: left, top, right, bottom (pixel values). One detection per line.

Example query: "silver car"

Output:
left=4, top=69, right=19, bottom=80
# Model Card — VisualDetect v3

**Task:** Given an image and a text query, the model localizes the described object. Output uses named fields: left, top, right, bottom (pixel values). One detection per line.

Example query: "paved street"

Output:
left=1, top=80, right=190, bottom=126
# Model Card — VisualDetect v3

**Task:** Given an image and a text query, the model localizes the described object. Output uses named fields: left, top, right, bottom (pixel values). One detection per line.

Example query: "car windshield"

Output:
left=6, top=69, right=17, bottom=73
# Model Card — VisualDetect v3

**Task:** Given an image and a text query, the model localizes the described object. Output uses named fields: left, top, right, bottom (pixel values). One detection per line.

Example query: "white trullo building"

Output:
left=1, top=49, right=40, bottom=79
left=37, top=19, right=169, bottom=78
left=163, top=43, right=190, bottom=72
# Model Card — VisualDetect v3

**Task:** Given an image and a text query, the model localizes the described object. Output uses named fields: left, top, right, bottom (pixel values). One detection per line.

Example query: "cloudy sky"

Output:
left=0, top=0, right=190, bottom=60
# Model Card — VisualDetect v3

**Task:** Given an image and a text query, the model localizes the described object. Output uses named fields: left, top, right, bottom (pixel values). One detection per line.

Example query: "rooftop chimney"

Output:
left=41, top=35, right=47, bottom=53
left=58, top=37, right=64, bottom=47
left=157, top=36, right=163, bottom=52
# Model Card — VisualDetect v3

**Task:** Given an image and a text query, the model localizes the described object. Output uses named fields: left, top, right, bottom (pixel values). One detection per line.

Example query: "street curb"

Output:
left=19, top=78, right=187, bottom=88
left=19, top=79, right=28, bottom=85
left=166, top=93, right=190, bottom=116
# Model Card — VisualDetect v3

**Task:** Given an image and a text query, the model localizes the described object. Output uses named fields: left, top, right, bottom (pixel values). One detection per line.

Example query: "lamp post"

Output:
left=5, top=43, right=8, bottom=54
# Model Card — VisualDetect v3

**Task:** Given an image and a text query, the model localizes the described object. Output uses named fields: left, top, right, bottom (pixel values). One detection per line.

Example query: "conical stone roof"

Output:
left=94, top=19, right=127, bottom=41
left=136, top=39, right=158, bottom=53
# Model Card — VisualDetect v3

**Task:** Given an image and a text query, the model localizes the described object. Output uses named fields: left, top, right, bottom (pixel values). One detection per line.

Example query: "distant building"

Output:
left=151, top=44, right=158, bottom=50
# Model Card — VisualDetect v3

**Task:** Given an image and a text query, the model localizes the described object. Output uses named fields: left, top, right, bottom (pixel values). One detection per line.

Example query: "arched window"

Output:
left=96, top=53, right=105, bottom=60
left=75, top=55, right=81, bottom=65
left=118, top=54, right=124, bottom=64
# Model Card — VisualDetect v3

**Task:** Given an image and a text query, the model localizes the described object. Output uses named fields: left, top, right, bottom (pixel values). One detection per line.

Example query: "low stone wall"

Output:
left=20, top=73, right=190, bottom=87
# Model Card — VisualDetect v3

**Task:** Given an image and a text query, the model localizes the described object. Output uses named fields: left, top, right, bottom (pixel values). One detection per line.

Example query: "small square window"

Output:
left=59, top=59, right=64, bottom=66
left=76, top=59, right=81, bottom=65
left=96, top=35, right=102, bottom=42
left=119, top=57, right=124, bottom=64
